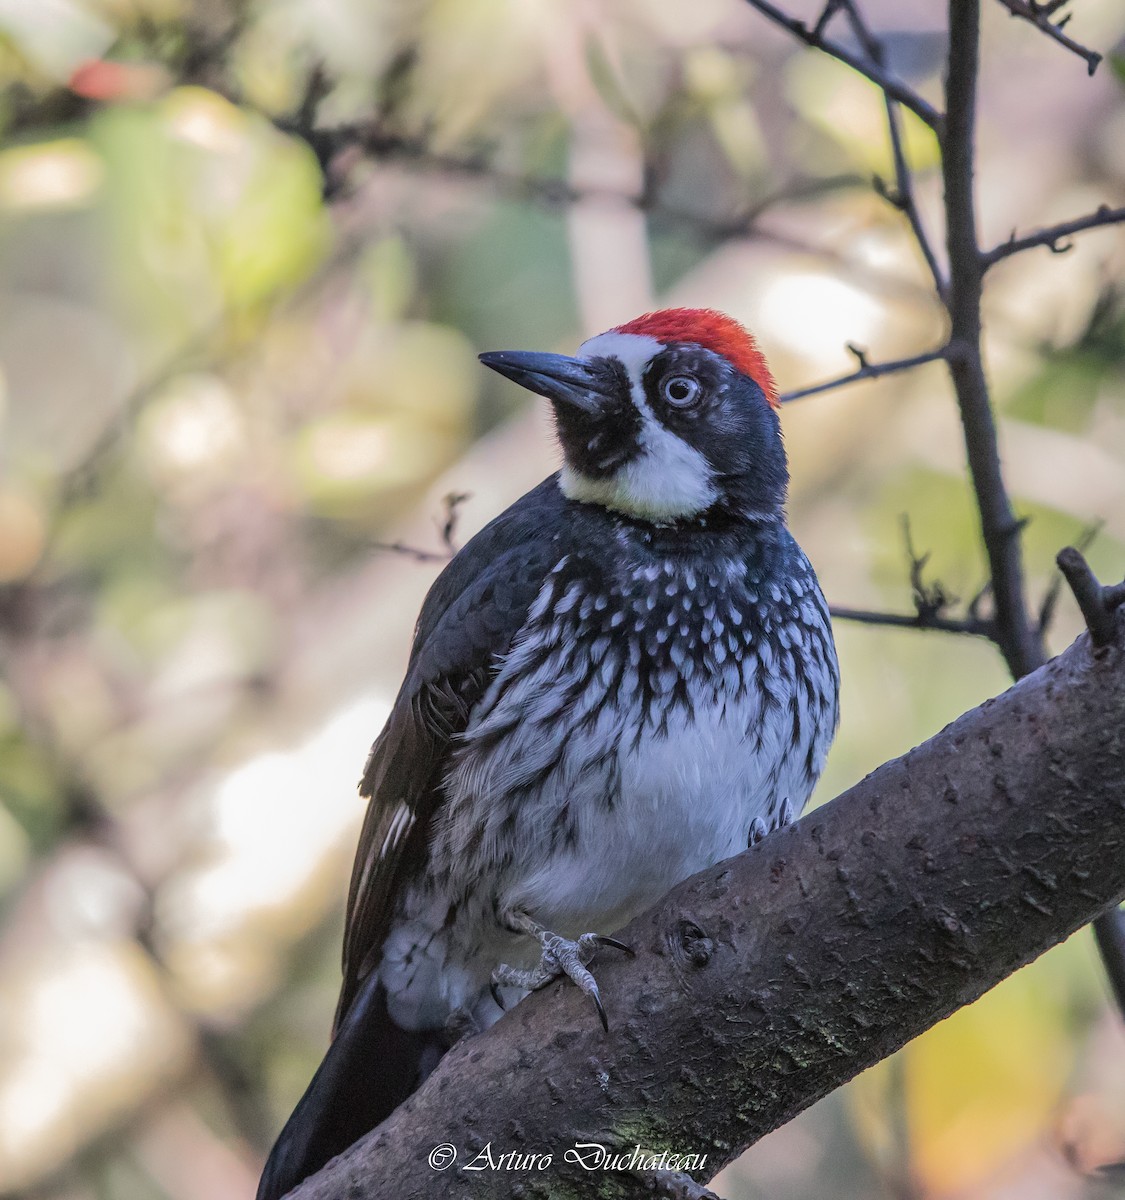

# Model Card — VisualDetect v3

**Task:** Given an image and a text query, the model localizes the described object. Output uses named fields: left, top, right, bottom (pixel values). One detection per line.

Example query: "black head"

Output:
left=479, top=311, right=788, bottom=525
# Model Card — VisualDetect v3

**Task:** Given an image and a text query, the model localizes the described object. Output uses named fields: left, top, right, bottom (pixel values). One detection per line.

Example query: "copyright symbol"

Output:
left=428, top=1143, right=457, bottom=1171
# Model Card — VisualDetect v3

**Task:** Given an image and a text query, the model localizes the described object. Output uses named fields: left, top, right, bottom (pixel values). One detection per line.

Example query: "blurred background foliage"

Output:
left=0, top=0, right=1123, bottom=1198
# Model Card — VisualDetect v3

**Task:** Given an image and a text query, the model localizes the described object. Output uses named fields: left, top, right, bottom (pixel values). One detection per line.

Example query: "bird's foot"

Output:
left=747, top=816, right=770, bottom=847
left=443, top=1005, right=481, bottom=1046
left=491, top=912, right=634, bottom=1031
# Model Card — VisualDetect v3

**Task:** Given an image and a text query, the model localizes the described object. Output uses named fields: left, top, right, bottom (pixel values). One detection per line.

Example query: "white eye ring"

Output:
left=661, top=374, right=701, bottom=407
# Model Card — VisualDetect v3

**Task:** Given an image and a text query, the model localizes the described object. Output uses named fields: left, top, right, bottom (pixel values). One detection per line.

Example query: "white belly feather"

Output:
left=508, top=695, right=795, bottom=934
left=380, top=552, right=836, bottom=1031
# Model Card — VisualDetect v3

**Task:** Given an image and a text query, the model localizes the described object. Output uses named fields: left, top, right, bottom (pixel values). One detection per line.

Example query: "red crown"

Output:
left=613, top=308, right=779, bottom=409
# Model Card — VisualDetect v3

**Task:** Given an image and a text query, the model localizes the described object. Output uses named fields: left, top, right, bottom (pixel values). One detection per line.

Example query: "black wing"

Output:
left=334, top=475, right=574, bottom=1029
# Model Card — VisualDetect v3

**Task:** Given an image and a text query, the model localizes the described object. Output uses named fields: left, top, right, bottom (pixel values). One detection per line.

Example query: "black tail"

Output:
left=257, top=977, right=444, bottom=1200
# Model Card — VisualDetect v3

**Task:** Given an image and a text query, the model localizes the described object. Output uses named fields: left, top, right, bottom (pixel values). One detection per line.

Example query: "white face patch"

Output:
left=559, top=331, right=719, bottom=522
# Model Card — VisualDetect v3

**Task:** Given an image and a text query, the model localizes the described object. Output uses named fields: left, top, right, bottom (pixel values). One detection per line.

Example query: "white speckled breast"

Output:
left=380, top=534, right=838, bottom=1030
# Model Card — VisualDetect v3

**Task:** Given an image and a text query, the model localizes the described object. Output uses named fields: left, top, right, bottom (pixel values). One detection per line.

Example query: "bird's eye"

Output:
left=661, top=375, right=702, bottom=408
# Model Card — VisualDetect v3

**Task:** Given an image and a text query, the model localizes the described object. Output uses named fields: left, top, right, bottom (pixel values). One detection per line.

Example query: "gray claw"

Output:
left=493, top=914, right=628, bottom=1031
left=595, top=935, right=635, bottom=957
left=590, top=985, right=609, bottom=1033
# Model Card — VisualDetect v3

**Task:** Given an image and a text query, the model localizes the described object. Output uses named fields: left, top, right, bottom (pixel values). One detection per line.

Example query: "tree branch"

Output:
left=829, top=606, right=992, bottom=636
left=290, top=624, right=1125, bottom=1199
left=994, top=0, right=1103, bottom=76
left=827, top=0, right=948, bottom=298
left=747, top=0, right=1124, bottom=1024
left=740, top=0, right=944, bottom=133
left=941, top=0, right=1046, bottom=679
left=1037, top=522, right=1103, bottom=637
left=982, top=204, right=1125, bottom=266
left=780, top=345, right=945, bottom=402
left=875, top=94, right=948, bottom=300
left=1055, top=547, right=1125, bottom=648
left=371, top=493, right=469, bottom=563
left=830, top=515, right=992, bottom=637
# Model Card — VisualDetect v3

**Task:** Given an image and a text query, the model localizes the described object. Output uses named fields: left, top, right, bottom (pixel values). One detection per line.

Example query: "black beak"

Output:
left=478, top=350, right=609, bottom=415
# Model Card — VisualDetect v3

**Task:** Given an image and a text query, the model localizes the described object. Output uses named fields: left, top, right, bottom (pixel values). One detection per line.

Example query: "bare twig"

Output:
left=1037, top=521, right=1102, bottom=636
left=368, top=541, right=450, bottom=564
left=372, top=492, right=470, bottom=563
left=983, top=204, right=1125, bottom=266
left=1055, top=547, right=1125, bottom=647
left=827, top=0, right=948, bottom=297
left=380, top=499, right=996, bottom=639
left=830, top=606, right=992, bottom=637
left=781, top=346, right=945, bottom=402
left=995, top=0, right=1103, bottom=75
left=830, top=514, right=987, bottom=636
left=966, top=579, right=991, bottom=623
left=901, top=514, right=958, bottom=621
left=438, top=492, right=471, bottom=555
left=874, top=97, right=948, bottom=300
left=740, top=0, right=944, bottom=132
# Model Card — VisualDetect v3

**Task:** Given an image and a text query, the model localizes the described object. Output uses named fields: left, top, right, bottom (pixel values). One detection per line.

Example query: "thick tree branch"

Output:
left=741, top=0, right=944, bottom=132
left=994, top=0, right=1103, bottom=75
left=748, top=0, right=1125, bottom=1023
left=983, top=204, right=1125, bottom=266
left=290, top=623, right=1125, bottom=1199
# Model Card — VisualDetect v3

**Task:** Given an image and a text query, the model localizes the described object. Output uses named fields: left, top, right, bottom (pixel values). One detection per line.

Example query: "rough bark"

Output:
left=289, top=618, right=1125, bottom=1199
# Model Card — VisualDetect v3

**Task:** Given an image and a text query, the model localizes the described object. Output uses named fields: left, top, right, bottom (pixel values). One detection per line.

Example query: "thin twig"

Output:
left=829, top=0, right=948, bottom=298
left=1037, top=521, right=1102, bottom=636
left=966, top=579, right=991, bottom=623
left=875, top=97, right=948, bottom=300
left=830, top=606, right=993, bottom=636
left=740, top=0, right=944, bottom=132
left=781, top=346, right=945, bottom=403
left=372, top=492, right=470, bottom=563
left=982, top=204, right=1125, bottom=266
left=902, top=514, right=958, bottom=621
left=368, top=541, right=450, bottom=564
left=1055, top=547, right=1125, bottom=647
left=830, top=515, right=990, bottom=636
left=438, top=492, right=471, bottom=555
left=994, top=0, right=1103, bottom=75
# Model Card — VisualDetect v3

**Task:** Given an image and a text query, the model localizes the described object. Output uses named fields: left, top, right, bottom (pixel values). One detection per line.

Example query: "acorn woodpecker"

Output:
left=258, top=308, right=840, bottom=1199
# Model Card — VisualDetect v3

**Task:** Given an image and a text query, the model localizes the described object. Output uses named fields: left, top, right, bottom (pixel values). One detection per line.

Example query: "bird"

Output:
left=257, top=307, right=840, bottom=1199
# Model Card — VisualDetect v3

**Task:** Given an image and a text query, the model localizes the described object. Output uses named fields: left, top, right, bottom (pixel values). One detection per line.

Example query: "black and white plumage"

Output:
left=258, top=309, right=840, bottom=1200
